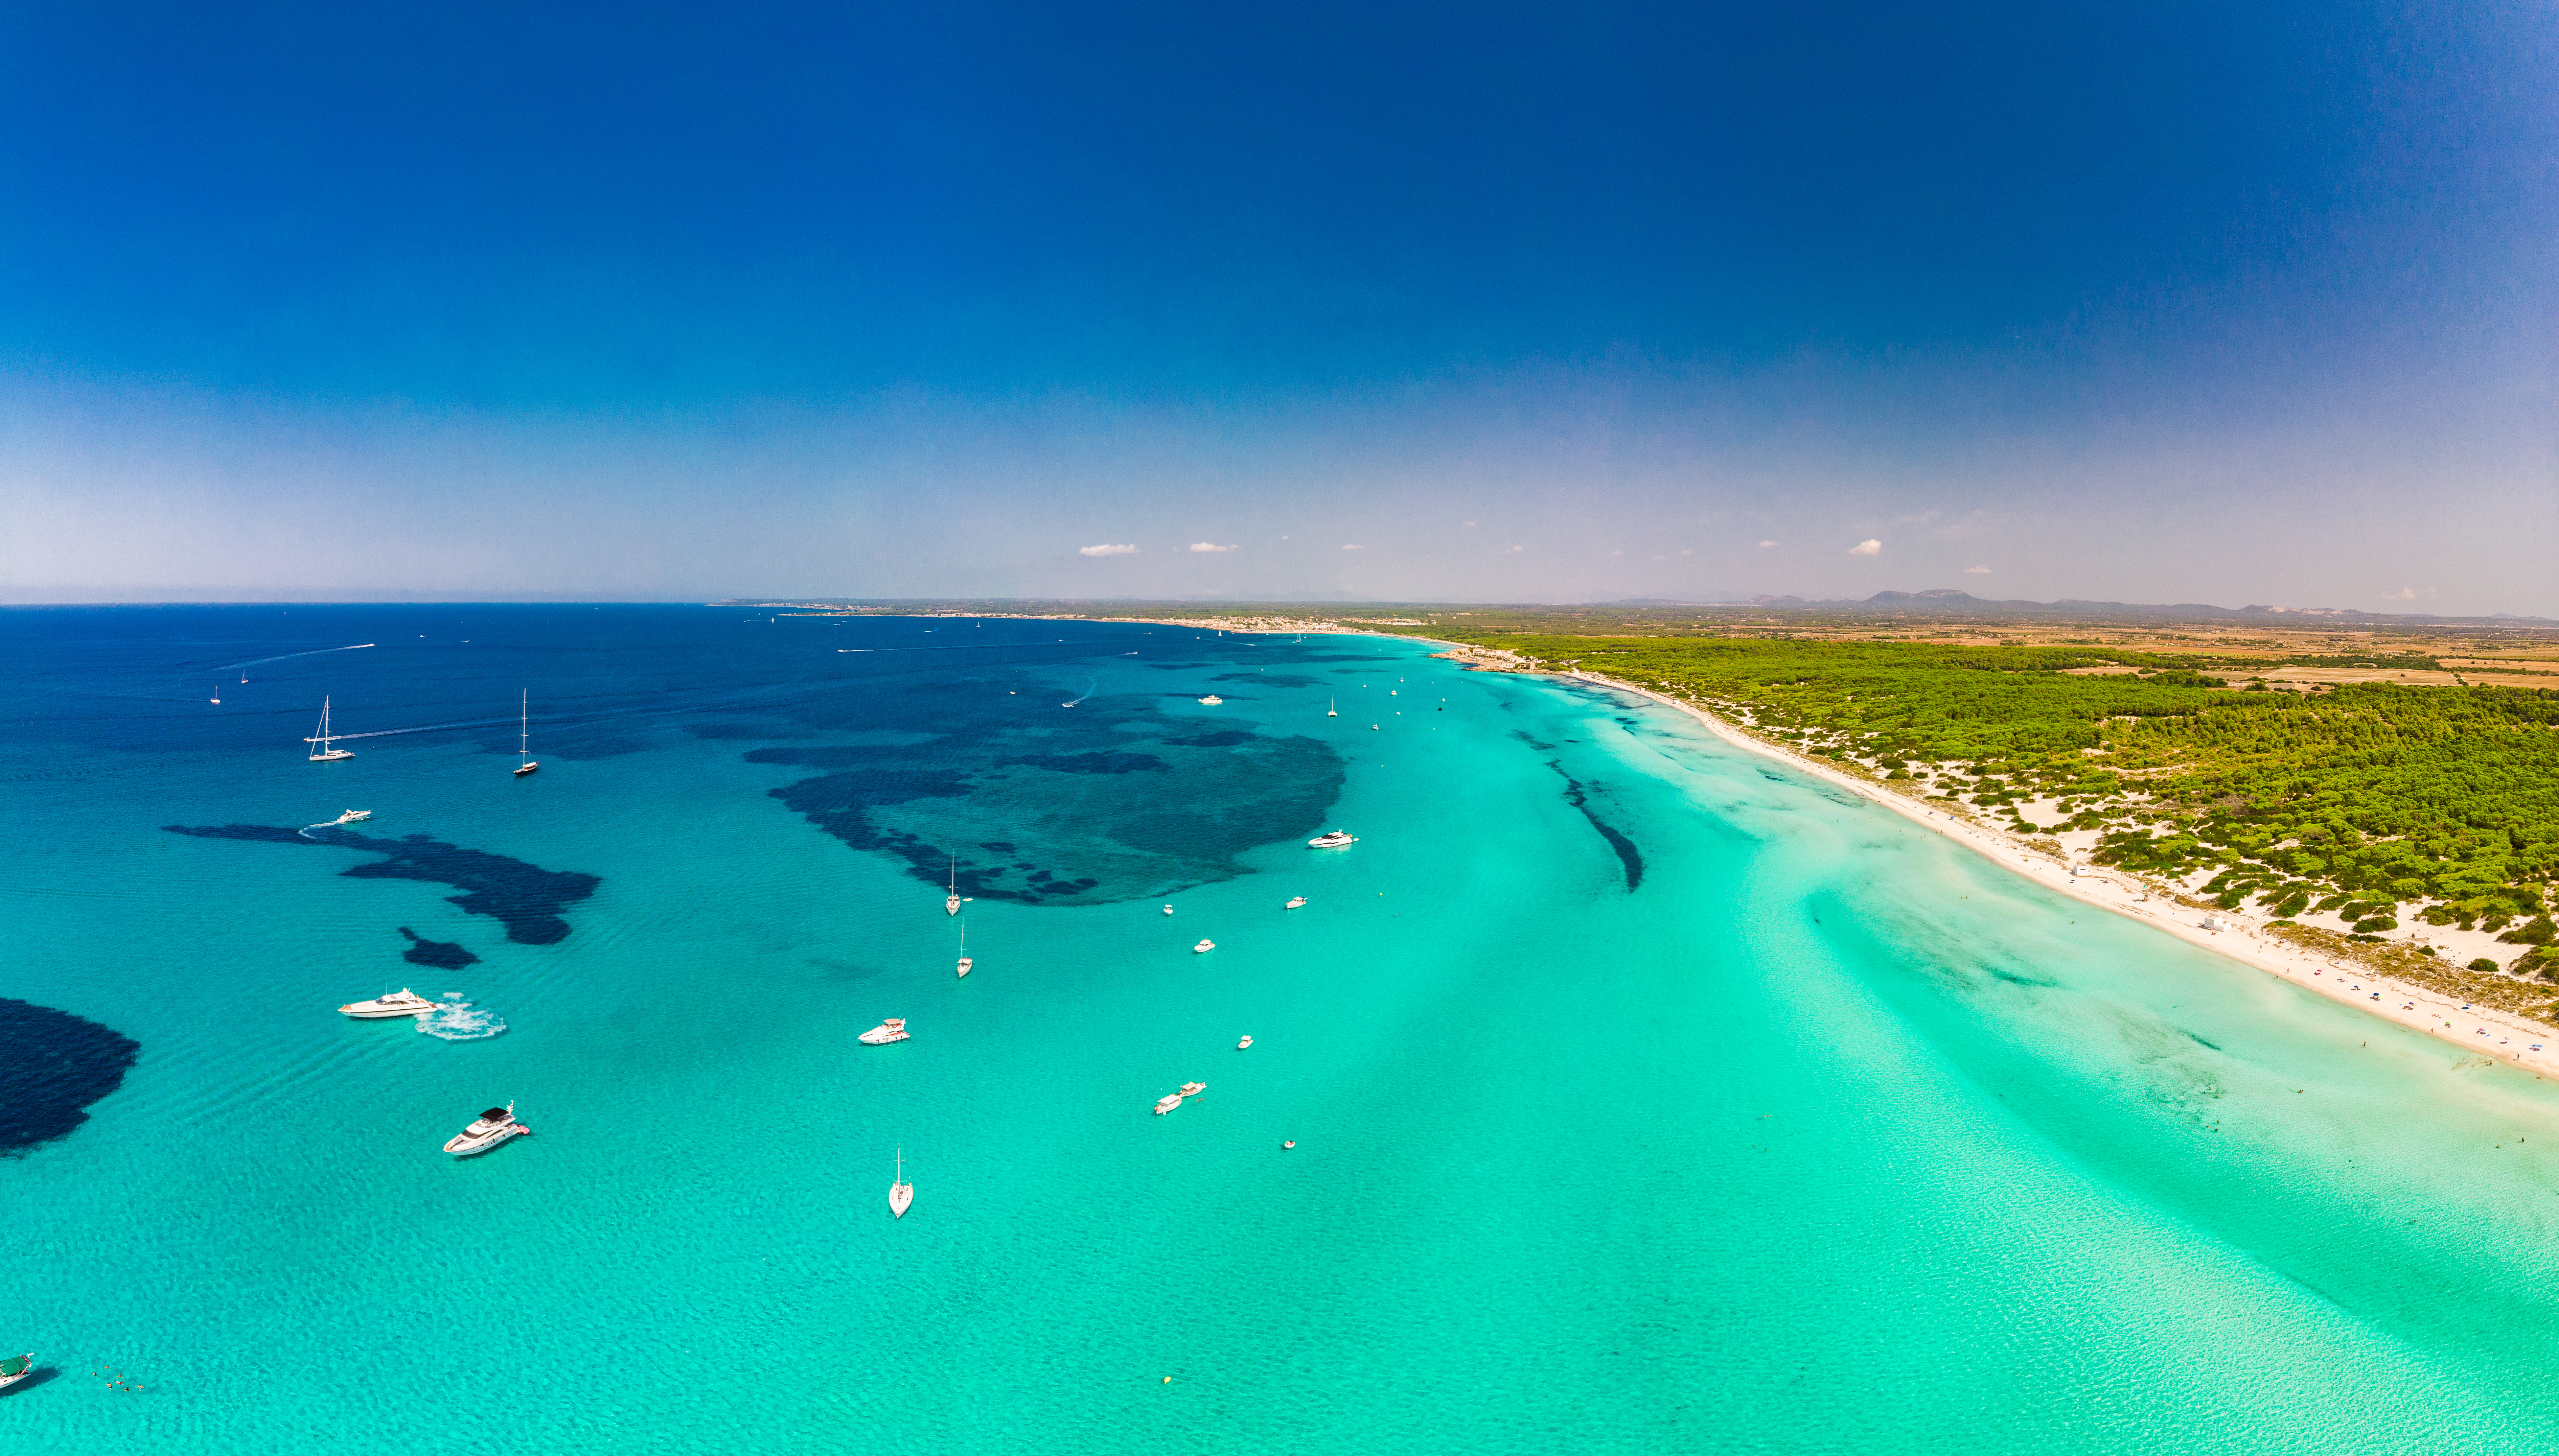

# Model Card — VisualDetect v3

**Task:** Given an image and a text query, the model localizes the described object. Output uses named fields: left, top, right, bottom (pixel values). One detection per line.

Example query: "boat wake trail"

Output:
left=217, top=643, right=378, bottom=671
left=414, top=994, right=506, bottom=1041
left=1066, top=677, right=1099, bottom=706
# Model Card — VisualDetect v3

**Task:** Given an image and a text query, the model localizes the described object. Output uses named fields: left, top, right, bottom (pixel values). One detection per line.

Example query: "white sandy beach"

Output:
left=1551, top=667, right=2559, bottom=1079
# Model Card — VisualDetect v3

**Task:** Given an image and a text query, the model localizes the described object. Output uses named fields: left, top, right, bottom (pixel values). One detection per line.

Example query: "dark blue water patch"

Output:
left=399, top=927, right=481, bottom=970
left=163, top=825, right=600, bottom=945
left=1008, top=752, right=1169, bottom=775
left=1547, top=764, right=1646, bottom=892
left=0, top=999, right=140, bottom=1156
left=1987, top=965, right=2060, bottom=988
left=1512, top=730, right=1558, bottom=751
left=1161, top=729, right=1256, bottom=748
left=744, top=745, right=932, bottom=771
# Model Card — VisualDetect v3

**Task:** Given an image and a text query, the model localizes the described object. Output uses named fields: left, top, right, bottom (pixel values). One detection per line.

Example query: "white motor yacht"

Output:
left=859, top=1018, right=911, bottom=1045
left=334, top=808, right=372, bottom=824
left=1193, top=938, right=1215, bottom=953
left=1307, top=830, right=1356, bottom=848
left=889, top=1148, right=913, bottom=1218
left=340, top=988, right=436, bottom=1019
left=1153, top=1093, right=1184, bottom=1115
left=0, top=1353, right=29, bottom=1392
left=1284, top=896, right=1307, bottom=909
left=1179, top=1081, right=1207, bottom=1098
left=1162, top=904, right=1174, bottom=915
left=443, top=1103, right=530, bottom=1157
left=1198, top=694, right=1223, bottom=705
left=1237, top=1035, right=1252, bottom=1049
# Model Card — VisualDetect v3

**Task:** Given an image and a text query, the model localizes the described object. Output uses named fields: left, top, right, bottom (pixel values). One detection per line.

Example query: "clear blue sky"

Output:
left=3, top=1, right=2551, bottom=610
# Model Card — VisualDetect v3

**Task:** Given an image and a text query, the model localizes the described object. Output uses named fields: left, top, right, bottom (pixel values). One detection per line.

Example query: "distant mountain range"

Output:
left=1603, top=589, right=2554, bottom=626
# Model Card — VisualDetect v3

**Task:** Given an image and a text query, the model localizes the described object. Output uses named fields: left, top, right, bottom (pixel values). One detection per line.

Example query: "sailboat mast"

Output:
left=520, top=689, right=528, bottom=762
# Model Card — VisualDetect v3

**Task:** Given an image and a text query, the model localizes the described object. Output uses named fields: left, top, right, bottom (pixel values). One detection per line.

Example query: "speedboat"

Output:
left=1307, top=830, right=1356, bottom=848
left=1237, top=1035, right=1252, bottom=1049
left=331, top=809, right=372, bottom=824
left=1179, top=1081, right=1207, bottom=1097
left=0, top=1353, right=28, bottom=1392
left=443, top=1103, right=530, bottom=1157
left=340, top=988, right=436, bottom=1019
left=1153, top=1093, right=1184, bottom=1115
left=1193, top=939, right=1215, bottom=953
left=859, top=1018, right=910, bottom=1044
left=1162, top=904, right=1174, bottom=915
left=1284, top=896, right=1307, bottom=909
left=1198, top=694, right=1223, bottom=705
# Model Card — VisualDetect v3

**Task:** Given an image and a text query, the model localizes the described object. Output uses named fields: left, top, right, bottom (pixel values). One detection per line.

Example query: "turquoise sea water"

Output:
left=5, top=605, right=2559, bottom=1453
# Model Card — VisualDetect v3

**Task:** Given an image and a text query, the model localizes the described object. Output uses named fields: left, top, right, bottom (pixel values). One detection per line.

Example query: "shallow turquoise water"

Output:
left=4, top=607, right=2557, bottom=1452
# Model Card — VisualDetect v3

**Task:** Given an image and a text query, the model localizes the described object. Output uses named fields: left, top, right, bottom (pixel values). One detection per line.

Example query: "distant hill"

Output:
left=1645, top=590, right=2559, bottom=627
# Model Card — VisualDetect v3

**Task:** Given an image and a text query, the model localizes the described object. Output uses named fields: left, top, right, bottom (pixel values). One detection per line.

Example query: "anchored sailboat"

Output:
left=956, top=921, right=973, bottom=978
left=305, top=697, right=354, bottom=761
left=945, top=854, right=963, bottom=915
left=889, top=1147, right=914, bottom=1218
left=513, top=690, right=539, bottom=776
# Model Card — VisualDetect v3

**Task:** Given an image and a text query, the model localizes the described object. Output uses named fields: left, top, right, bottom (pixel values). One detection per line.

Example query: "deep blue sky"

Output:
left=3, top=1, right=2551, bottom=609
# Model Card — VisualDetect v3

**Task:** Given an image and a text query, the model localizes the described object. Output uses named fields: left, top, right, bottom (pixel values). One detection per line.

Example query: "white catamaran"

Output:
left=513, top=689, right=539, bottom=776
left=306, top=697, right=354, bottom=761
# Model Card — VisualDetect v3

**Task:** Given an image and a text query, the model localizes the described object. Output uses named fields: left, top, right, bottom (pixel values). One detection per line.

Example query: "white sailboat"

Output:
left=889, top=1148, right=914, bottom=1218
left=513, top=690, right=539, bottom=776
left=1327, top=700, right=1338, bottom=717
left=956, top=921, right=972, bottom=978
left=306, top=697, right=354, bottom=761
left=945, top=854, right=963, bottom=916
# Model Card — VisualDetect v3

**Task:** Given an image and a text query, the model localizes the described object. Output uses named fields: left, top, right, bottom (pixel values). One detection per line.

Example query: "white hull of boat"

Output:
left=341, top=989, right=435, bottom=1018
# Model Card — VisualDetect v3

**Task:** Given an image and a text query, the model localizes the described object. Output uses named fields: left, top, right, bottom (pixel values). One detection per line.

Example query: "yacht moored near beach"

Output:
left=1198, top=694, right=1223, bottom=705
left=340, top=988, right=436, bottom=1018
left=443, top=1103, right=530, bottom=1156
left=1153, top=1093, right=1184, bottom=1115
left=0, top=1353, right=29, bottom=1392
left=1193, top=938, right=1215, bottom=953
left=945, top=854, right=963, bottom=916
left=1179, top=1081, right=1206, bottom=1097
left=859, top=1018, right=910, bottom=1044
left=1237, top=1035, right=1252, bottom=1049
left=1307, top=830, right=1356, bottom=848
left=1284, top=896, right=1306, bottom=909
left=889, top=1148, right=913, bottom=1218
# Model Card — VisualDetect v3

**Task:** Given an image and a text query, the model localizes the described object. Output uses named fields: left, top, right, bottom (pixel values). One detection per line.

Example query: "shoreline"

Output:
left=844, top=610, right=2559, bottom=1078
left=1548, top=666, right=2559, bottom=1080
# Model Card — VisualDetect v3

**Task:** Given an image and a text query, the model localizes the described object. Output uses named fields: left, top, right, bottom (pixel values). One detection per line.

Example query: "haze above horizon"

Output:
left=3, top=2, right=2550, bottom=612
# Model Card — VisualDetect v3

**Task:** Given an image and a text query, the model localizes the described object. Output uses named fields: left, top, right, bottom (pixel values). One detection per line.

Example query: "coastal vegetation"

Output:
left=1395, top=630, right=2559, bottom=996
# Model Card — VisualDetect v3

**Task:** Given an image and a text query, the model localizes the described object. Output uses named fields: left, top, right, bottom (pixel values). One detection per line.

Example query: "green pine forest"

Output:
left=1391, top=632, right=2559, bottom=984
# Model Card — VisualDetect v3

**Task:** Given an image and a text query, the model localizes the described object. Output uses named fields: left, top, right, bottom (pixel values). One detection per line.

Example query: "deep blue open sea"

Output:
left=6, top=604, right=2559, bottom=1453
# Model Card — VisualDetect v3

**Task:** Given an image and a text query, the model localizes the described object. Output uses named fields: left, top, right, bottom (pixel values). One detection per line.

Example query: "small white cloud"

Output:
left=2380, top=586, right=2417, bottom=601
left=1757, top=540, right=1778, bottom=548
left=1505, top=545, right=1525, bottom=553
left=1079, top=543, right=1138, bottom=557
left=1340, top=543, right=1365, bottom=551
left=1188, top=542, right=1236, bottom=554
left=1848, top=538, right=1882, bottom=556
left=1963, top=565, right=1991, bottom=574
